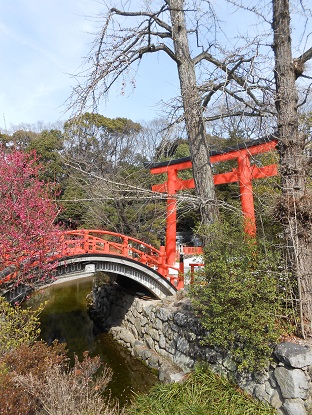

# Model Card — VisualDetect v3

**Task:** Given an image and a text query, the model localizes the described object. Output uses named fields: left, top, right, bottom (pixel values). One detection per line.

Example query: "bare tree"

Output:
left=165, top=0, right=217, bottom=225
left=272, top=0, right=312, bottom=337
left=69, top=1, right=274, bottom=231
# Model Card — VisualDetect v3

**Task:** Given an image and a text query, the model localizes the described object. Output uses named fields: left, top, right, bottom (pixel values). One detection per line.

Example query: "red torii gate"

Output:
left=149, top=137, right=278, bottom=266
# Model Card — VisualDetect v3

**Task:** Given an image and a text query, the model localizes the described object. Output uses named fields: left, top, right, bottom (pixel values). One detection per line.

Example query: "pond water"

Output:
left=29, top=276, right=158, bottom=406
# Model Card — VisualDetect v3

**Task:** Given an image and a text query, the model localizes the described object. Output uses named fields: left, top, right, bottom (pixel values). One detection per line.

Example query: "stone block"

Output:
left=254, top=383, right=271, bottom=403
left=120, top=328, right=136, bottom=347
left=129, top=325, right=138, bottom=339
left=170, top=323, right=180, bottom=332
left=168, top=339, right=177, bottom=355
left=153, top=318, right=163, bottom=331
left=269, top=371, right=277, bottom=388
left=253, top=368, right=270, bottom=384
left=235, top=372, right=255, bottom=396
left=210, top=364, right=230, bottom=380
left=162, top=322, right=174, bottom=340
left=134, top=299, right=144, bottom=313
left=270, top=389, right=283, bottom=409
left=265, top=380, right=275, bottom=396
left=176, top=337, right=190, bottom=354
left=134, top=339, right=144, bottom=347
left=185, top=332, right=197, bottom=342
left=188, top=344, right=203, bottom=359
left=133, top=343, right=145, bottom=359
left=159, top=363, right=175, bottom=383
left=173, top=351, right=195, bottom=370
left=145, top=336, right=154, bottom=349
left=205, top=349, right=220, bottom=364
left=141, top=349, right=152, bottom=360
left=274, top=342, right=312, bottom=369
left=134, top=317, right=143, bottom=335
left=147, top=353, right=160, bottom=369
left=169, top=372, right=186, bottom=383
left=274, top=366, right=309, bottom=399
left=222, top=356, right=237, bottom=372
left=159, top=334, right=167, bottom=349
left=156, top=307, right=173, bottom=322
left=139, top=315, right=148, bottom=327
left=149, top=328, right=160, bottom=342
left=156, top=346, right=171, bottom=360
left=173, top=312, right=189, bottom=326
left=282, top=398, right=307, bottom=415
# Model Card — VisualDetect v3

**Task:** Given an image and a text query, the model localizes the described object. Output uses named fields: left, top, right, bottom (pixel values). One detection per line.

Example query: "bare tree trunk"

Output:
left=167, top=0, right=218, bottom=229
left=272, top=0, right=312, bottom=337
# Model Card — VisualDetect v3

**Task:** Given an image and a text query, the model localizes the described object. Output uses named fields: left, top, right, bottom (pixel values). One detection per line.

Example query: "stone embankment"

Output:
left=89, top=282, right=312, bottom=415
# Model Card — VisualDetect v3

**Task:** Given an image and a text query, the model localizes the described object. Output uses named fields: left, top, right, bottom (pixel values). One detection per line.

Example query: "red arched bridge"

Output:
left=1, top=230, right=190, bottom=302
left=57, top=230, right=182, bottom=298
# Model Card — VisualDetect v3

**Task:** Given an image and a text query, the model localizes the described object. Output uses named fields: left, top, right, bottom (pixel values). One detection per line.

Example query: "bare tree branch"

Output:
left=111, top=5, right=171, bottom=32
left=294, top=46, right=312, bottom=78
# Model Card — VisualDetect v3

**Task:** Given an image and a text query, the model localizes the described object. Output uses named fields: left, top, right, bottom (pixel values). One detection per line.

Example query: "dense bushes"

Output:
left=14, top=351, right=121, bottom=415
left=190, top=221, right=292, bottom=371
left=0, top=341, right=122, bottom=415
left=0, top=341, right=68, bottom=415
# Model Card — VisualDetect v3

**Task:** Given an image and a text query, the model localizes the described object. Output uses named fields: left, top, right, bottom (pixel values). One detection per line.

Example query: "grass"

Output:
left=126, top=366, right=277, bottom=415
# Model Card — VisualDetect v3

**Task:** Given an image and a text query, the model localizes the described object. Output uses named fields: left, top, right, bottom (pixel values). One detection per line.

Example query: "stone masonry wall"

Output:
left=90, top=282, right=312, bottom=415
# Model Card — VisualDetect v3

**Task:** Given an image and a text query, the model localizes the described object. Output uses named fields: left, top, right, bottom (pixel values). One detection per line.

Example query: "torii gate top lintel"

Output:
left=148, top=136, right=278, bottom=170
left=148, top=136, right=278, bottom=266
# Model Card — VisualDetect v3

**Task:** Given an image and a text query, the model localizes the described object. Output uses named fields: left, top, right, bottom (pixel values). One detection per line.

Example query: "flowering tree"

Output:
left=0, top=148, right=62, bottom=286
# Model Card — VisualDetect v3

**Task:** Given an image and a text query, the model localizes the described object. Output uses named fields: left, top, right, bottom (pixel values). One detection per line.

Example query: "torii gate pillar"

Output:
left=237, top=154, right=256, bottom=236
left=166, top=169, right=178, bottom=267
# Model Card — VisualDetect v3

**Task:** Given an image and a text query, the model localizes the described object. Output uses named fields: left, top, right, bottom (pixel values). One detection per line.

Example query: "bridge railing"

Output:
left=61, top=230, right=181, bottom=285
left=0, top=230, right=183, bottom=291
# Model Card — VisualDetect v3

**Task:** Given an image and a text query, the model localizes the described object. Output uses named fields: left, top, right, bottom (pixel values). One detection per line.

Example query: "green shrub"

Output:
left=127, top=366, right=276, bottom=415
left=190, top=221, right=291, bottom=371
left=0, top=296, right=42, bottom=355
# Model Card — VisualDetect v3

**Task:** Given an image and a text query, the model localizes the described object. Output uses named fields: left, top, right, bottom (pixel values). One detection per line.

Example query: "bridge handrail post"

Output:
left=123, top=237, right=129, bottom=257
left=83, top=230, right=89, bottom=253
left=140, top=252, right=147, bottom=264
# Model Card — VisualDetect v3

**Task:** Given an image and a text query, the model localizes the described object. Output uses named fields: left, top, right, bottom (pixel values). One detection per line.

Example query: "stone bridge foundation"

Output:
left=90, top=281, right=312, bottom=415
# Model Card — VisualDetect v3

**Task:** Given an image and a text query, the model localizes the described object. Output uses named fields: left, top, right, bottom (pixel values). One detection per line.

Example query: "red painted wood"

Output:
left=237, top=155, right=256, bottom=235
left=166, top=169, right=178, bottom=266
left=150, top=139, right=279, bottom=260
left=0, top=230, right=181, bottom=289
left=61, top=230, right=179, bottom=279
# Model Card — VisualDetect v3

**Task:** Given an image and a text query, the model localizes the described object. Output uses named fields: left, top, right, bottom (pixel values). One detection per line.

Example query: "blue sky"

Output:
left=0, top=0, right=179, bottom=130
left=1, top=1, right=310, bottom=131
